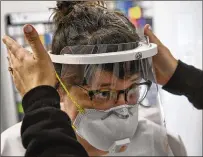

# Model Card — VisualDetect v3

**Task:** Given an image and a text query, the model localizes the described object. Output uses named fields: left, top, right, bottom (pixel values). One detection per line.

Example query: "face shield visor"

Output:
left=50, top=36, right=158, bottom=110
left=49, top=36, right=169, bottom=155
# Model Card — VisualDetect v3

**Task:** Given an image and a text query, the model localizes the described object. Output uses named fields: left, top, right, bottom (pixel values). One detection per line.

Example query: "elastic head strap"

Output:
left=55, top=72, right=85, bottom=114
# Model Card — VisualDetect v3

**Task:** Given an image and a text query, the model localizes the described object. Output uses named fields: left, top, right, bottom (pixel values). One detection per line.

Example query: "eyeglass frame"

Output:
left=76, top=79, right=152, bottom=104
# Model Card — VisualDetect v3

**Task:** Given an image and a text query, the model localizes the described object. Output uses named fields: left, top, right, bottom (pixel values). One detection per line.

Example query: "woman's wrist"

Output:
left=167, top=58, right=178, bottom=83
left=22, top=85, right=60, bottom=113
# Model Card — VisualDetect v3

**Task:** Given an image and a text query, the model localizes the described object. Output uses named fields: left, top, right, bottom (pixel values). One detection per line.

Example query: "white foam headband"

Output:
left=48, top=43, right=157, bottom=64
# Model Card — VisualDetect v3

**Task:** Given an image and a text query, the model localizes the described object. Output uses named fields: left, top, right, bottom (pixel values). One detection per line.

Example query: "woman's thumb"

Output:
left=23, top=24, right=47, bottom=59
left=144, top=24, right=162, bottom=45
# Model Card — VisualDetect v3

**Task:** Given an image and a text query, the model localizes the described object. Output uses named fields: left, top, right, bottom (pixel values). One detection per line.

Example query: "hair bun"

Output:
left=53, top=1, right=106, bottom=26
left=56, top=1, right=84, bottom=13
left=56, top=1, right=105, bottom=13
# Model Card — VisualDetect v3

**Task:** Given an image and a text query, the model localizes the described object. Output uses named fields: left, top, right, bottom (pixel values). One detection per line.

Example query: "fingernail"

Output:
left=2, top=38, right=6, bottom=44
left=148, top=25, right=152, bottom=30
left=24, top=25, right=33, bottom=33
left=2, top=36, right=7, bottom=43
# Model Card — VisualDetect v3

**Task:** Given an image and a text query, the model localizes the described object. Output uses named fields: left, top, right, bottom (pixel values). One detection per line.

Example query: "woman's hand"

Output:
left=144, top=24, right=178, bottom=85
left=2, top=24, right=57, bottom=97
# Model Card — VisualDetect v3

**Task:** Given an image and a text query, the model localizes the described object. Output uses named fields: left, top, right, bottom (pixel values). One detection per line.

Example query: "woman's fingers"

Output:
left=7, top=54, right=14, bottom=75
left=2, top=36, right=28, bottom=63
left=7, top=52, right=20, bottom=76
left=7, top=50, right=13, bottom=68
left=23, top=24, right=47, bottom=59
left=144, top=24, right=162, bottom=46
left=2, top=35, right=24, bottom=59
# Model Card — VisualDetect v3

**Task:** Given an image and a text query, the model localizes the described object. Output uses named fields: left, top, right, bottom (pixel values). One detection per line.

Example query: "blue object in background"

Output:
left=44, top=33, right=52, bottom=45
left=125, top=1, right=134, bottom=10
left=116, top=1, right=134, bottom=16
left=137, top=17, right=146, bottom=27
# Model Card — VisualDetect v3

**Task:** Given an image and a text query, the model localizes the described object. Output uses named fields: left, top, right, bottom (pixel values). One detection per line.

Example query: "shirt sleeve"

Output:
left=21, top=85, right=88, bottom=157
left=163, top=60, right=203, bottom=109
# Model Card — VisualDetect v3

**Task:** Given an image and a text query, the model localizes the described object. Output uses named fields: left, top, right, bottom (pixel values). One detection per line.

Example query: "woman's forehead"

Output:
left=94, top=69, right=139, bottom=79
left=87, top=70, right=140, bottom=88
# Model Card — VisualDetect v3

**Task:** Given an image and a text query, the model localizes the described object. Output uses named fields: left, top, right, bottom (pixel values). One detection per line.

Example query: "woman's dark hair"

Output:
left=51, top=1, right=141, bottom=86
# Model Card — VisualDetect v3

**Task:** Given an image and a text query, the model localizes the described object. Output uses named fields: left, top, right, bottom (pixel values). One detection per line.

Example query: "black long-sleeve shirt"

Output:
left=163, top=60, right=203, bottom=109
left=21, top=86, right=88, bottom=157
left=21, top=60, right=203, bottom=157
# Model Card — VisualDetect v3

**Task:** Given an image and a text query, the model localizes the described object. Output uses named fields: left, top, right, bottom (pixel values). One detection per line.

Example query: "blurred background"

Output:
left=1, top=1, right=202, bottom=156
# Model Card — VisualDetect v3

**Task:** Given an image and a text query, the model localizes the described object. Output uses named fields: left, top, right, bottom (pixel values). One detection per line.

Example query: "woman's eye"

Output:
left=131, top=84, right=138, bottom=89
left=95, top=91, right=110, bottom=99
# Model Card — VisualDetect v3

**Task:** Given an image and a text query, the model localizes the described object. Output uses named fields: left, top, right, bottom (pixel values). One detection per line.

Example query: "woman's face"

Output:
left=60, top=69, right=140, bottom=156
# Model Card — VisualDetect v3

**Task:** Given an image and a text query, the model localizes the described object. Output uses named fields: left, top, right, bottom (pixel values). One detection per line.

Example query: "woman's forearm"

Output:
left=21, top=86, right=88, bottom=157
left=163, top=60, right=203, bottom=109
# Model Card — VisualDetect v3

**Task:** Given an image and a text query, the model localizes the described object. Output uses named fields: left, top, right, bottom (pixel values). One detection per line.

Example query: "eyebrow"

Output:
left=130, top=77, right=140, bottom=83
left=100, top=83, right=112, bottom=87
left=99, top=76, right=140, bottom=88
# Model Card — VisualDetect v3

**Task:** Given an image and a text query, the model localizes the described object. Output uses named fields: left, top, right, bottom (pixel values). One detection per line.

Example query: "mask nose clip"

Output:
left=101, top=108, right=130, bottom=120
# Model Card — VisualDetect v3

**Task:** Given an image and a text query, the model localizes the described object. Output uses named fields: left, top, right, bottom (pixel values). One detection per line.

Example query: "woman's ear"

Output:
left=57, top=87, right=65, bottom=101
left=60, top=97, right=79, bottom=122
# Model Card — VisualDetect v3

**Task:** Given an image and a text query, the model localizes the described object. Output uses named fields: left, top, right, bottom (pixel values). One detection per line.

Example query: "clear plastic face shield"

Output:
left=59, top=53, right=153, bottom=110
left=49, top=36, right=168, bottom=154
left=51, top=36, right=157, bottom=110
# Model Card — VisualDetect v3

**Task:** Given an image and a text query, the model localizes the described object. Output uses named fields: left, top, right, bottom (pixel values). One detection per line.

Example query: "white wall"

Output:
left=1, top=1, right=55, bottom=132
left=152, top=1, right=202, bottom=156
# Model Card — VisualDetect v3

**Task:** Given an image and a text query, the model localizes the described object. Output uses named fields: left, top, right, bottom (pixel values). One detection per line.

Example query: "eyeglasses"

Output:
left=76, top=79, right=152, bottom=106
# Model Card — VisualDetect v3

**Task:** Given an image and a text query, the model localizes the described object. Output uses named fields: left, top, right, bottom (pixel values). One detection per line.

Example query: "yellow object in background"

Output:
left=39, top=35, right=45, bottom=45
left=128, top=6, right=142, bottom=19
left=17, top=103, right=24, bottom=113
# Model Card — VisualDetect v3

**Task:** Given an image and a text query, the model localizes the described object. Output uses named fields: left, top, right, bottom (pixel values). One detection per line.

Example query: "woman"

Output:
left=2, top=1, right=201, bottom=156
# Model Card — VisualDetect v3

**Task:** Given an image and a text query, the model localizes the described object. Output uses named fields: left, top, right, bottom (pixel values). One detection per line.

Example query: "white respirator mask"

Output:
left=73, top=104, right=139, bottom=153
